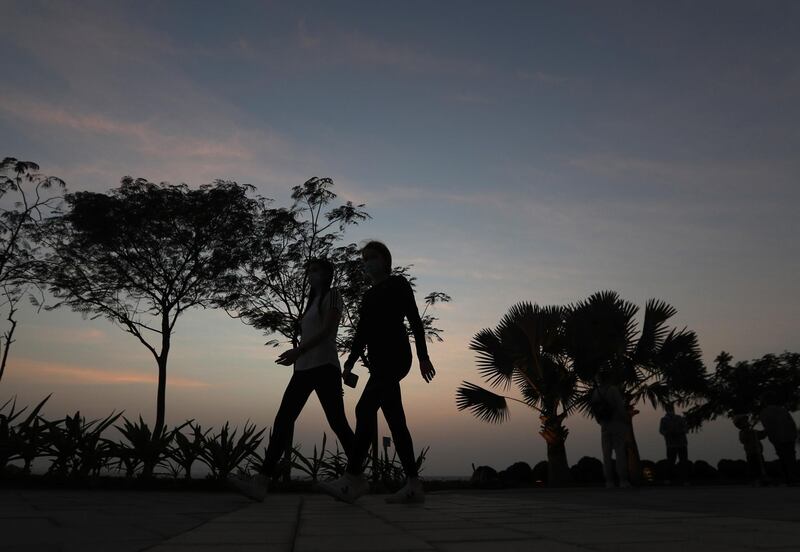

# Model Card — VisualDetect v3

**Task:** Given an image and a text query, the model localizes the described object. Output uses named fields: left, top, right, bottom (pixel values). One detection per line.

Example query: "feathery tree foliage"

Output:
left=39, top=177, right=261, bottom=435
left=0, top=158, right=65, bottom=384
left=220, top=176, right=451, bottom=479
left=222, top=176, right=450, bottom=356
left=685, top=351, right=800, bottom=430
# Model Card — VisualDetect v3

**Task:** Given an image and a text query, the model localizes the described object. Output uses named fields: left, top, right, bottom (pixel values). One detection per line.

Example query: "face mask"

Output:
left=363, top=259, right=385, bottom=279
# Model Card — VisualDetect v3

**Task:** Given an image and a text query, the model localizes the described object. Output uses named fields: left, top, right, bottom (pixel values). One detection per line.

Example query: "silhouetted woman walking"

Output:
left=229, top=258, right=354, bottom=500
left=320, top=240, right=435, bottom=503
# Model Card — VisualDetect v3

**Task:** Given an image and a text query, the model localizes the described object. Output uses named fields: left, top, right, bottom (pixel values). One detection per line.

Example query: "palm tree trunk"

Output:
left=540, top=420, right=572, bottom=486
left=545, top=438, right=572, bottom=486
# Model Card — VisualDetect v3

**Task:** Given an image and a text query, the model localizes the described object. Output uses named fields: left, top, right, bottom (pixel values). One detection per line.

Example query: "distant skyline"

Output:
left=1, top=1, right=798, bottom=475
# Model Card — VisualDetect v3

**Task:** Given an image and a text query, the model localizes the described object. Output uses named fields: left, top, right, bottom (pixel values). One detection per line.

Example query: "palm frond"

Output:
left=635, top=298, right=677, bottom=363
left=455, top=381, right=510, bottom=424
left=518, top=379, right=540, bottom=409
left=655, top=328, right=707, bottom=395
left=469, top=328, right=515, bottom=390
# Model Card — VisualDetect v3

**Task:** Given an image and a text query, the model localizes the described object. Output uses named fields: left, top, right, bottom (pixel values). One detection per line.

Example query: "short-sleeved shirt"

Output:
left=294, top=288, right=344, bottom=372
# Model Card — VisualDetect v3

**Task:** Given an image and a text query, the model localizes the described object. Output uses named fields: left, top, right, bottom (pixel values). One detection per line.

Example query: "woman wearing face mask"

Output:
left=319, top=240, right=436, bottom=504
left=229, top=258, right=354, bottom=501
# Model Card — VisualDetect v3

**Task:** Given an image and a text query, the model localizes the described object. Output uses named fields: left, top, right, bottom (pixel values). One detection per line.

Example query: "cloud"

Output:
left=295, top=21, right=486, bottom=76
left=516, top=70, right=571, bottom=85
left=448, top=92, right=494, bottom=105
left=6, top=358, right=212, bottom=388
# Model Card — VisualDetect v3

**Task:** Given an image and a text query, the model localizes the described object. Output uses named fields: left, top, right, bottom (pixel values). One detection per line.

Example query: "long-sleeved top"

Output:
left=759, top=405, right=798, bottom=445
left=659, top=413, right=688, bottom=448
left=346, top=275, right=429, bottom=372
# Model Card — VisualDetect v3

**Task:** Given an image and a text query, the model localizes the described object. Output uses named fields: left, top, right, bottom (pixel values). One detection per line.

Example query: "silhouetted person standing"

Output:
left=229, top=258, right=354, bottom=500
left=320, top=240, right=435, bottom=503
left=591, top=374, right=631, bottom=488
left=733, top=415, right=766, bottom=485
left=759, top=391, right=798, bottom=485
left=659, top=403, right=689, bottom=485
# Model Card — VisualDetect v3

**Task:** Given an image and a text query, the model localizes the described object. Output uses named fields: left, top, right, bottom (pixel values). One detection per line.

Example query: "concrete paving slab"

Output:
left=1, top=485, right=799, bottom=551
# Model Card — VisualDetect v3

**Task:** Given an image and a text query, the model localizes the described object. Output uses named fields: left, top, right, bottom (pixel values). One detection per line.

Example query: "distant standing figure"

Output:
left=733, top=415, right=765, bottom=485
left=759, top=391, right=798, bottom=485
left=591, top=374, right=631, bottom=488
left=659, top=403, right=689, bottom=485
left=319, top=240, right=436, bottom=504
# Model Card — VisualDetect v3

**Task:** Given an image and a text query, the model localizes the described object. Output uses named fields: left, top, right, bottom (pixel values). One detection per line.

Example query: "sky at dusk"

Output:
left=1, top=1, right=799, bottom=476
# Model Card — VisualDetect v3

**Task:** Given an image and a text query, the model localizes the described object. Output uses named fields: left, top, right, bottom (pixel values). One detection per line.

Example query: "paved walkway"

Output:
left=2, top=486, right=799, bottom=551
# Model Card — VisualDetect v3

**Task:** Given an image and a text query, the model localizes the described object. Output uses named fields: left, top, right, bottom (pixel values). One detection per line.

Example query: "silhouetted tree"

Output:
left=39, top=177, right=260, bottom=436
left=0, top=157, right=65, bottom=384
left=223, top=176, right=449, bottom=353
left=222, top=176, right=451, bottom=479
left=457, top=303, right=578, bottom=486
left=564, top=291, right=707, bottom=484
left=685, top=351, right=800, bottom=429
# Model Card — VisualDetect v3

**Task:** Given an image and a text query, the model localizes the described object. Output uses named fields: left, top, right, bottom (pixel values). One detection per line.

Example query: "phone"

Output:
left=343, top=371, right=359, bottom=388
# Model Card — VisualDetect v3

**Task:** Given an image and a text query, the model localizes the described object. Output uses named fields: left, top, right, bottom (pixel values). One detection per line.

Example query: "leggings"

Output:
left=601, top=425, right=629, bottom=485
left=666, top=446, right=689, bottom=481
left=346, top=352, right=418, bottom=478
left=261, top=363, right=354, bottom=476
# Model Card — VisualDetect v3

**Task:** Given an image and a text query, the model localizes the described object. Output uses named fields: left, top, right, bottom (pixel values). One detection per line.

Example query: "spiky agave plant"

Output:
left=456, top=302, right=579, bottom=486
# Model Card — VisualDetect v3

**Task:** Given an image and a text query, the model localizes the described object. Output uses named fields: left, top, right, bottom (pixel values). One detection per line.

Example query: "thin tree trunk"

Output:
left=155, top=312, right=170, bottom=438
left=154, top=354, right=168, bottom=435
left=0, top=306, right=18, bottom=384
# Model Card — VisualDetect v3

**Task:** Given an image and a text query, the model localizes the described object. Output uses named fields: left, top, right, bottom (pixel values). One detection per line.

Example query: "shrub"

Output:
left=44, top=411, right=121, bottom=478
left=199, top=422, right=264, bottom=480
left=532, top=460, right=549, bottom=484
left=169, top=422, right=209, bottom=479
left=116, top=416, right=182, bottom=478
left=0, top=395, right=51, bottom=474
left=470, top=463, right=498, bottom=487
left=499, top=461, right=533, bottom=486
left=717, top=459, right=748, bottom=480
left=691, top=459, right=718, bottom=481
left=570, top=456, right=604, bottom=484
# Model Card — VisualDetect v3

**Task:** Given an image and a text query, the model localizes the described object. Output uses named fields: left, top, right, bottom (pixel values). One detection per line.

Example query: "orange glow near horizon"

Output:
left=7, top=358, right=212, bottom=388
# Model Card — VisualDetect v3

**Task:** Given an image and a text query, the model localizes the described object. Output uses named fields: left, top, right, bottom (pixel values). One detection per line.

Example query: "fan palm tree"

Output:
left=563, top=291, right=707, bottom=484
left=456, top=303, right=579, bottom=485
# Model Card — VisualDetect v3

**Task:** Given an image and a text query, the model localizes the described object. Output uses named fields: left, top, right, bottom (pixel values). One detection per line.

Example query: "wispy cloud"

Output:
left=516, top=70, right=572, bottom=85
left=7, top=358, right=212, bottom=388
left=448, top=92, right=494, bottom=105
left=295, top=20, right=486, bottom=76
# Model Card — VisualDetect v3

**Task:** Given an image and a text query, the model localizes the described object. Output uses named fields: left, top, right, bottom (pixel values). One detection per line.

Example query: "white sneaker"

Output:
left=227, top=473, right=268, bottom=502
left=385, top=478, right=425, bottom=504
left=318, top=473, right=369, bottom=504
